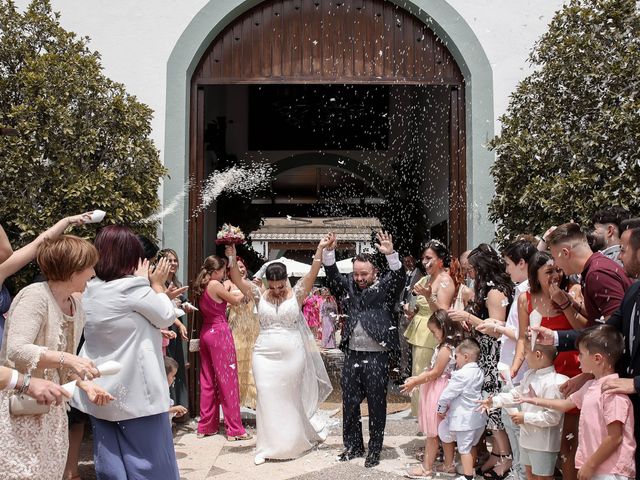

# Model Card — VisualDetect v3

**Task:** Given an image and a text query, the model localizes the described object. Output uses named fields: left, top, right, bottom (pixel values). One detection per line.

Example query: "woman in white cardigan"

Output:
left=72, top=225, right=180, bottom=479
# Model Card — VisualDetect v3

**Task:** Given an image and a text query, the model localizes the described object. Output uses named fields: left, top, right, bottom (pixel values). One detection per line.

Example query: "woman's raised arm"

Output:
left=295, top=234, right=331, bottom=305
left=225, top=244, right=257, bottom=301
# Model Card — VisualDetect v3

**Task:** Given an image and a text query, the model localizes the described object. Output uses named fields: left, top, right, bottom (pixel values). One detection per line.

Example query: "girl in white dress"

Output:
left=226, top=237, right=332, bottom=465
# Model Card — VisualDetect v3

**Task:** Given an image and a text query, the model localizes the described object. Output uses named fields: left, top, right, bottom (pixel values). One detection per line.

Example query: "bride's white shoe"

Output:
left=254, top=456, right=266, bottom=466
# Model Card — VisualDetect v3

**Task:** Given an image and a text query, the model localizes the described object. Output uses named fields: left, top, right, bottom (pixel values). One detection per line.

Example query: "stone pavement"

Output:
left=174, top=409, right=427, bottom=480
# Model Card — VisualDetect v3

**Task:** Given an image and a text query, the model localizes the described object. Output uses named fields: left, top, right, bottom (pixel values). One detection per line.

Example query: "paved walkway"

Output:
left=174, top=409, right=426, bottom=480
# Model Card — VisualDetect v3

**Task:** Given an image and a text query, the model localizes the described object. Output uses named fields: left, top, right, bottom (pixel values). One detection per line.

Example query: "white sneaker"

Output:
left=254, top=456, right=266, bottom=465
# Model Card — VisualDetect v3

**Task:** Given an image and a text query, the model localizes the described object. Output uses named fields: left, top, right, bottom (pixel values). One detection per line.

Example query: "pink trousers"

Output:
left=198, top=323, right=245, bottom=436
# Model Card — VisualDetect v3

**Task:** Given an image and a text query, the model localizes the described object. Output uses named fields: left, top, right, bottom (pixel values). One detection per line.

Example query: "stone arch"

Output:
left=271, top=152, right=392, bottom=198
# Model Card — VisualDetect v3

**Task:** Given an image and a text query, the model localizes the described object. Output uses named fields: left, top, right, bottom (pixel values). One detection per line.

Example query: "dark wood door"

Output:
left=186, top=0, right=467, bottom=414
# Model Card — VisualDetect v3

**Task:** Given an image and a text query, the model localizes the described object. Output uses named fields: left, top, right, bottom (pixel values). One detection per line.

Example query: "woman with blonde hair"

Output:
left=225, top=256, right=260, bottom=410
left=0, top=234, right=112, bottom=480
left=157, top=248, right=190, bottom=413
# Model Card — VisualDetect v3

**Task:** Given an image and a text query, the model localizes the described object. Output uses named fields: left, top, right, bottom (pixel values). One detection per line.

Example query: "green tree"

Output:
left=0, top=0, right=166, bottom=282
left=489, top=0, right=640, bottom=245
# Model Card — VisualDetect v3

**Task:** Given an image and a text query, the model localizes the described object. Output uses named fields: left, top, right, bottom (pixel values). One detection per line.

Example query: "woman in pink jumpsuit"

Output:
left=193, top=255, right=251, bottom=440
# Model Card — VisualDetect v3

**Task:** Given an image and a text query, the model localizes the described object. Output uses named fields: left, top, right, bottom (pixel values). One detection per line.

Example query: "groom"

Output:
left=323, top=231, right=405, bottom=468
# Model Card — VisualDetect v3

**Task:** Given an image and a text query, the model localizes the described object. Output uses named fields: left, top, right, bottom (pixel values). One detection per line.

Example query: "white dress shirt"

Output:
left=492, top=365, right=568, bottom=452
left=437, top=362, right=486, bottom=431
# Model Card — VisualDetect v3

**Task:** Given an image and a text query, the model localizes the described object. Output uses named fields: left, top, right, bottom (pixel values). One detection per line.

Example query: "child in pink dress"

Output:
left=401, top=310, right=466, bottom=478
left=520, top=325, right=636, bottom=480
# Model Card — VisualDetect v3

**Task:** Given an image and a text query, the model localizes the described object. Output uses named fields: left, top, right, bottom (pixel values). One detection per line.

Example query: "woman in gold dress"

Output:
left=403, top=241, right=455, bottom=417
left=226, top=257, right=260, bottom=409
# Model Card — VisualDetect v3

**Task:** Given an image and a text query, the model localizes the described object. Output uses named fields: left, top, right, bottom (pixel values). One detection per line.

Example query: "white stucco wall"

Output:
left=13, top=0, right=567, bottom=260
left=15, top=0, right=565, bottom=158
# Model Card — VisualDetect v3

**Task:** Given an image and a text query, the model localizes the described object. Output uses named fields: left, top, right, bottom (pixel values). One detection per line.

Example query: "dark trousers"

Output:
left=341, top=349, right=389, bottom=454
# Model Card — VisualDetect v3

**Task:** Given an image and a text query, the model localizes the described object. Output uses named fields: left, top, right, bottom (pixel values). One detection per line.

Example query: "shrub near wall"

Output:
left=0, top=0, right=167, bottom=284
left=489, top=0, right=640, bottom=245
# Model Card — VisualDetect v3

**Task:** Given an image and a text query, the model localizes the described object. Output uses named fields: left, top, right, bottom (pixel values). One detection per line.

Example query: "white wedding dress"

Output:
left=250, top=284, right=332, bottom=464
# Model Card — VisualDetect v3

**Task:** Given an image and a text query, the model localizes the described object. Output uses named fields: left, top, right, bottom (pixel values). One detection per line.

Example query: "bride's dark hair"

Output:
left=265, top=262, right=288, bottom=281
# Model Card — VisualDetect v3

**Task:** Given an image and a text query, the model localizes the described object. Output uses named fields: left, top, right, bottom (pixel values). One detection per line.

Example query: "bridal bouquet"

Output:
left=215, top=224, right=245, bottom=245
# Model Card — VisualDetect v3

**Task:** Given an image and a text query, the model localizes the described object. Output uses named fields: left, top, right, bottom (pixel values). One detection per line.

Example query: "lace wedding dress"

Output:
left=250, top=283, right=332, bottom=464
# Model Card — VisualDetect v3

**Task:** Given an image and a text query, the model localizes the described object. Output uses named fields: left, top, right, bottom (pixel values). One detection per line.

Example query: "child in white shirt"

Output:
left=479, top=343, right=567, bottom=479
left=437, top=338, right=486, bottom=480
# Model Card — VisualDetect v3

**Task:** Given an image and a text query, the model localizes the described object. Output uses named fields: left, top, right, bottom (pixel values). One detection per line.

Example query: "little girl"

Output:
left=401, top=309, right=466, bottom=478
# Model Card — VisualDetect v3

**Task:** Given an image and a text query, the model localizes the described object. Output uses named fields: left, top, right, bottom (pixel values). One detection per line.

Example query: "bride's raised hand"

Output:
left=318, top=233, right=333, bottom=250
left=225, top=244, right=236, bottom=258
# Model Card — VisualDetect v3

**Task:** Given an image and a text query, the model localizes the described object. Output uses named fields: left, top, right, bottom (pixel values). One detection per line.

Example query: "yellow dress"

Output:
left=227, top=294, right=260, bottom=409
left=403, top=276, right=438, bottom=418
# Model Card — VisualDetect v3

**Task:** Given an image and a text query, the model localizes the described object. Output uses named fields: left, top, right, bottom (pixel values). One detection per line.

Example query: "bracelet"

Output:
left=59, top=352, right=65, bottom=369
left=18, top=373, right=31, bottom=395
left=4, top=369, right=19, bottom=391
left=558, top=300, right=571, bottom=310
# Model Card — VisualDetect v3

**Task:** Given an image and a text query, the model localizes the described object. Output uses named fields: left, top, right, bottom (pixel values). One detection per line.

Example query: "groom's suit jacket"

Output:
left=325, top=261, right=405, bottom=353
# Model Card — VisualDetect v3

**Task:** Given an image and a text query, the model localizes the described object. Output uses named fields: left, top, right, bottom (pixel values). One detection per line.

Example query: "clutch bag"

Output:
left=9, top=394, right=50, bottom=416
left=188, top=338, right=200, bottom=352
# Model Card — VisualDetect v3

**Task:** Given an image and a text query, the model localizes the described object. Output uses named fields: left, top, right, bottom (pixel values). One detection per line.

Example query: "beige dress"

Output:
left=0, top=282, right=84, bottom=480
left=227, top=292, right=259, bottom=409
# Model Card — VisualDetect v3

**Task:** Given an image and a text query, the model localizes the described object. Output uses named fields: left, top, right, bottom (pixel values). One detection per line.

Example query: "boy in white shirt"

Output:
left=478, top=344, right=567, bottom=480
left=437, top=338, right=486, bottom=480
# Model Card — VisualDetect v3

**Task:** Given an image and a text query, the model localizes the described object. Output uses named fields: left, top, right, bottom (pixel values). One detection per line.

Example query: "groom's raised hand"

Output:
left=374, top=231, right=394, bottom=255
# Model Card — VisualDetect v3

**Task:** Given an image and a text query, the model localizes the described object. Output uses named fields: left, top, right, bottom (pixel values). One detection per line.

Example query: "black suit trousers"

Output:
left=341, top=349, right=389, bottom=454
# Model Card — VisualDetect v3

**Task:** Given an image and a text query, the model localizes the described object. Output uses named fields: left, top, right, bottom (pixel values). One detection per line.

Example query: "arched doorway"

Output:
left=187, top=0, right=467, bottom=283
left=179, top=0, right=479, bottom=412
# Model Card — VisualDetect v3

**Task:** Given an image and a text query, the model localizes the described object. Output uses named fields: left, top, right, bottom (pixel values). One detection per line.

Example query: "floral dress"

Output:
left=472, top=302, right=506, bottom=430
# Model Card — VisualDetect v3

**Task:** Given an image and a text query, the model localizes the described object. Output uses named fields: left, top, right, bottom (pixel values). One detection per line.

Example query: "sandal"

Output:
left=476, top=452, right=500, bottom=475
left=482, top=469, right=509, bottom=480
left=481, top=455, right=512, bottom=480
left=197, top=432, right=216, bottom=439
left=226, top=432, right=253, bottom=441
left=405, top=464, right=433, bottom=479
left=433, top=463, right=457, bottom=476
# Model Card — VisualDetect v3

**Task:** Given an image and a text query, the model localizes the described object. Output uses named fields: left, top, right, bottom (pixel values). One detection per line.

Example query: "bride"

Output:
left=225, top=236, right=333, bottom=465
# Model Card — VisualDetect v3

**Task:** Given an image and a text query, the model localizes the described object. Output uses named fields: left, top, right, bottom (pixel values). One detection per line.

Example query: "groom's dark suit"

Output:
left=557, top=280, right=640, bottom=473
left=325, top=253, right=405, bottom=458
